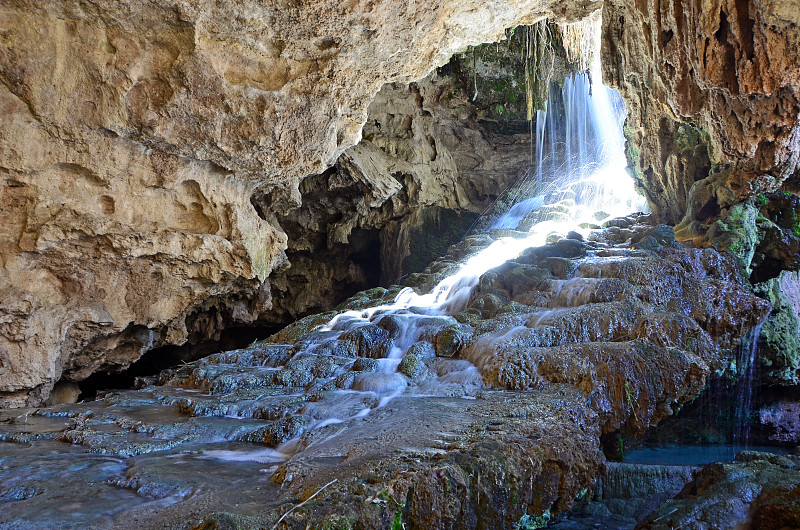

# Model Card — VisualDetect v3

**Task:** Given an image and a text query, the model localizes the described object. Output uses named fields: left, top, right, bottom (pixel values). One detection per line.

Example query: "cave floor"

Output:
left=0, top=216, right=777, bottom=528
left=1, top=386, right=600, bottom=529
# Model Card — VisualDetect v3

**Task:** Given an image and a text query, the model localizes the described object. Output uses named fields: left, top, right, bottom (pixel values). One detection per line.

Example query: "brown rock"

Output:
left=0, top=0, right=601, bottom=406
left=602, top=0, right=800, bottom=227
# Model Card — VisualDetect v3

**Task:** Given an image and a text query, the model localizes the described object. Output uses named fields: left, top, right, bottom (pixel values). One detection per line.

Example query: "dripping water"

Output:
left=250, top=68, right=644, bottom=463
left=733, top=323, right=763, bottom=447
left=205, top=17, right=646, bottom=464
left=633, top=323, right=768, bottom=458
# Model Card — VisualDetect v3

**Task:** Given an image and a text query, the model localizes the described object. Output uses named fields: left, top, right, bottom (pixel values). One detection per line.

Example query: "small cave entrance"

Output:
left=76, top=14, right=638, bottom=403
left=77, top=322, right=282, bottom=400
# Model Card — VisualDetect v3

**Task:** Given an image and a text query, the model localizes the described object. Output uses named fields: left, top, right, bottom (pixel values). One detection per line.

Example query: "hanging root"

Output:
left=524, top=20, right=556, bottom=122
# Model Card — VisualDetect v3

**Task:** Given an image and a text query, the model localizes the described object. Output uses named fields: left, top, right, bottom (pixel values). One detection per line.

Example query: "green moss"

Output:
left=517, top=508, right=551, bottom=529
left=712, top=202, right=759, bottom=274
left=623, top=125, right=645, bottom=183
left=754, top=275, right=800, bottom=385
left=439, top=21, right=580, bottom=127
left=391, top=510, right=404, bottom=530
left=674, top=123, right=709, bottom=152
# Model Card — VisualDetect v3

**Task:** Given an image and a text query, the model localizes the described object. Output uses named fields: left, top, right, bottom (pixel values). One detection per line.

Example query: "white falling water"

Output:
left=217, top=19, right=648, bottom=462
left=306, top=39, right=645, bottom=404
left=733, top=323, right=763, bottom=447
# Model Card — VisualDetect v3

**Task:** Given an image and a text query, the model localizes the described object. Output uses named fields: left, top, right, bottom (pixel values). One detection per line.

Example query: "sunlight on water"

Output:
left=296, top=51, right=646, bottom=419
left=205, top=16, right=647, bottom=463
left=324, top=21, right=645, bottom=331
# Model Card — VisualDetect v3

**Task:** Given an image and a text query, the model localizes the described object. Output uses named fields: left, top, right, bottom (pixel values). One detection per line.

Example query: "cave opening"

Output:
left=3, top=3, right=800, bottom=528
left=76, top=322, right=283, bottom=401
left=74, top=14, right=642, bottom=396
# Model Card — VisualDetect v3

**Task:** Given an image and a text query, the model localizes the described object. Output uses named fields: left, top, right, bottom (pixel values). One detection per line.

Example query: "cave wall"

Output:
left=258, top=64, right=540, bottom=325
left=1, top=0, right=799, bottom=407
left=601, top=0, right=800, bottom=388
left=0, top=0, right=600, bottom=406
left=601, top=0, right=800, bottom=230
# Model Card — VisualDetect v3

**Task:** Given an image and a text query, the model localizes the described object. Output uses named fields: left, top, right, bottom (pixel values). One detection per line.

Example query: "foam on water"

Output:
left=264, top=19, right=645, bottom=453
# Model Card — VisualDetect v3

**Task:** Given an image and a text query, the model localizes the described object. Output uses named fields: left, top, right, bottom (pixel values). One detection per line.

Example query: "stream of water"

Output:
left=219, top=53, right=647, bottom=464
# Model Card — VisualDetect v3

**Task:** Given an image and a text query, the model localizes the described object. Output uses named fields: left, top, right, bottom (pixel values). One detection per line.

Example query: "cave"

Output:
left=1, top=1, right=800, bottom=528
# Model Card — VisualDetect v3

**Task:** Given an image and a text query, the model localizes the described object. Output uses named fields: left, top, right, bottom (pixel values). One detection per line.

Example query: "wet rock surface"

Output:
left=0, top=0, right=603, bottom=408
left=2, top=0, right=798, bottom=408
left=0, top=219, right=772, bottom=528
left=637, top=451, right=800, bottom=530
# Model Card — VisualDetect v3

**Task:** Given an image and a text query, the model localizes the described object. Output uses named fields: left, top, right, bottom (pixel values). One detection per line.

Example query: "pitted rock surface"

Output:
left=0, top=220, right=770, bottom=528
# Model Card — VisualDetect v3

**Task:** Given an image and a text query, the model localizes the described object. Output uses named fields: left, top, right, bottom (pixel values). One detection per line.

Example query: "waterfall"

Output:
left=288, top=57, right=645, bottom=427
left=535, top=106, right=547, bottom=190
left=733, top=324, right=763, bottom=447
left=255, top=22, right=647, bottom=457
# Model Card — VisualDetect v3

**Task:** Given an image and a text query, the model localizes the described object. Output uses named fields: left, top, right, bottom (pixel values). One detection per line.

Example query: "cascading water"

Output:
left=628, top=325, right=768, bottom=465
left=3, top=15, right=793, bottom=530
left=733, top=324, right=763, bottom=447
left=247, top=27, right=647, bottom=462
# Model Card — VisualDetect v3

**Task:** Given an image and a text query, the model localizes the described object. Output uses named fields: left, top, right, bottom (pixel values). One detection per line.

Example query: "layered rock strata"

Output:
left=0, top=219, right=770, bottom=528
left=0, top=0, right=597, bottom=406
left=638, top=451, right=800, bottom=529
left=254, top=72, right=535, bottom=326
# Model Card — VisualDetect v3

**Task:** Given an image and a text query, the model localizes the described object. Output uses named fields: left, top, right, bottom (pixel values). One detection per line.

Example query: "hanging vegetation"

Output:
left=437, top=18, right=592, bottom=132
left=524, top=20, right=555, bottom=122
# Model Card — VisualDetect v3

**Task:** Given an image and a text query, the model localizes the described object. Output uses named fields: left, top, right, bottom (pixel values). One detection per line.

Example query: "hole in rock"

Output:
left=77, top=322, right=282, bottom=400
left=749, top=256, right=785, bottom=284
left=659, top=28, right=674, bottom=48
left=696, top=197, right=721, bottom=220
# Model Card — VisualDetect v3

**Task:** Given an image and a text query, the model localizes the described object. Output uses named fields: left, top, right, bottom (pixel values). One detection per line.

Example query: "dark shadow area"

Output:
left=77, top=322, right=282, bottom=400
left=628, top=378, right=800, bottom=453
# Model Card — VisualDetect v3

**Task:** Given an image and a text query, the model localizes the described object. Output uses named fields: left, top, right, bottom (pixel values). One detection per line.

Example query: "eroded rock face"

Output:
left=602, top=0, right=800, bottom=229
left=551, top=462, right=699, bottom=527
left=0, top=220, right=770, bottom=528
left=0, top=0, right=602, bottom=406
left=0, top=88, right=280, bottom=405
left=256, top=71, right=536, bottom=325
left=1, top=0, right=799, bottom=411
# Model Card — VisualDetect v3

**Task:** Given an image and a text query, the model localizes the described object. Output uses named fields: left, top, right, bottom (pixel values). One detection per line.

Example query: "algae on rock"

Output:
left=755, top=274, right=800, bottom=385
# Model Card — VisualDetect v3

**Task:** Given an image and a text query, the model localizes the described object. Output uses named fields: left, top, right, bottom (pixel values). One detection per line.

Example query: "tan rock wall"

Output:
left=2, top=0, right=799, bottom=406
left=0, top=0, right=599, bottom=406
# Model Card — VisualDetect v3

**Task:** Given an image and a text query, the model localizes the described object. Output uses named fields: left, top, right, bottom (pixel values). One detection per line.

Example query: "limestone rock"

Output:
left=758, top=401, right=800, bottom=444
left=2, top=0, right=800, bottom=413
left=602, top=0, right=800, bottom=226
left=0, top=0, right=601, bottom=406
left=638, top=451, right=800, bottom=529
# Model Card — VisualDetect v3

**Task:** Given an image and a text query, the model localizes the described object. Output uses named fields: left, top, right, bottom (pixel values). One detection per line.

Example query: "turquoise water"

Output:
left=624, top=444, right=792, bottom=466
